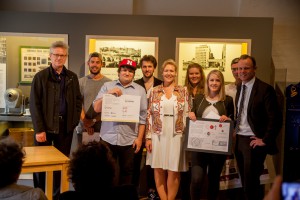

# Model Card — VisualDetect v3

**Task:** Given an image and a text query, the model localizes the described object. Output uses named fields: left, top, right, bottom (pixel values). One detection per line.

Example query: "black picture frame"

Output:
left=184, top=117, right=233, bottom=155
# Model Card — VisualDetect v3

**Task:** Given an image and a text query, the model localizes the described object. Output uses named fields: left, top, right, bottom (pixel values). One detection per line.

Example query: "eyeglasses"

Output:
left=51, top=53, right=67, bottom=58
left=231, top=68, right=239, bottom=72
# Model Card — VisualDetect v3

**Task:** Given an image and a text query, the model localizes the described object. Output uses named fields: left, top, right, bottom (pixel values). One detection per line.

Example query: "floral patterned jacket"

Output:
left=146, top=85, right=191, bottom=139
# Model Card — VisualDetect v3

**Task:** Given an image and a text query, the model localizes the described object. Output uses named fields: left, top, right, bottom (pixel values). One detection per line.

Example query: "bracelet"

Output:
left=146, top=138, right=152, bottom=141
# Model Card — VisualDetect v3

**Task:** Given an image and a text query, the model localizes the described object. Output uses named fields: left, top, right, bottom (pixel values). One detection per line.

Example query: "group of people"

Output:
left=0, top=40, right=283, bottom=200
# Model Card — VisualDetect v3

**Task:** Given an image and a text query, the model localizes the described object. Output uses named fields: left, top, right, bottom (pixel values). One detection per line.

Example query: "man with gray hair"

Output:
left=30, top=41, right=82, bottom=200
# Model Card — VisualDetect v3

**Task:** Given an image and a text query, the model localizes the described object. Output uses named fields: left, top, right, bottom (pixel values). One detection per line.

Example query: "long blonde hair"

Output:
left=204, top=70, right=226, bottom=101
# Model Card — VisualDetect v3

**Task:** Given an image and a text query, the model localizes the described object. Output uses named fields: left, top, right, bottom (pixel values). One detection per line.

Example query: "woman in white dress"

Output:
left=145, top=59, right=190, bottom=200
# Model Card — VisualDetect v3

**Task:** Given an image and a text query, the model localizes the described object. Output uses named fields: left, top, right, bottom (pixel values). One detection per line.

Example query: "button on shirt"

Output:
left=94, top=80, right=147, bottom=146
left=237, top=77, right=255, bottom=136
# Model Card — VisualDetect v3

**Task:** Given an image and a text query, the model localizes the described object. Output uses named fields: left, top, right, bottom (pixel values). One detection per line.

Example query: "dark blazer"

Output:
left=192, top=94, right=234, bottom=121
left=30, top=65, right=82, bottom=134
left=134, top=76, right=162, bottom=92
left=235, top=78, right=282, bottom=154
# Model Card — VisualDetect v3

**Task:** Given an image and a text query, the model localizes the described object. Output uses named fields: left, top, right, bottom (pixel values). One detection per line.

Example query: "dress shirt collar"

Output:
left=243, top=76, right=255, bottom=88
left=116, top=79, right=135, bottom=89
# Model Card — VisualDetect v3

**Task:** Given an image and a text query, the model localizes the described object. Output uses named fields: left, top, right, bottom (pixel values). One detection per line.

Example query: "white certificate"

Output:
left=185, top=118, right=233, bottom=155
left=101, top=94, right=141, bottom=123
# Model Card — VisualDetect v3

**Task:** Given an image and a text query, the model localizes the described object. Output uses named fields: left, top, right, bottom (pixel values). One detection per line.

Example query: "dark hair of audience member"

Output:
left=68, top=141, right=117, bottom=193
left=0, top=138, right=25, bottom=188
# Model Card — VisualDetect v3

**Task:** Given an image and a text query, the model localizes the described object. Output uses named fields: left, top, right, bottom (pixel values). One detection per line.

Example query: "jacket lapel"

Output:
left=247, top=78, right=259, bottom=113
left=236, top=84, right=241, bottom=118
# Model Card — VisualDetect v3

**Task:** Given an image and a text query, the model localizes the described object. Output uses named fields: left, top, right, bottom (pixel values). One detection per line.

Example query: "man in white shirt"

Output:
left=225, top=57, right=241, bottom=117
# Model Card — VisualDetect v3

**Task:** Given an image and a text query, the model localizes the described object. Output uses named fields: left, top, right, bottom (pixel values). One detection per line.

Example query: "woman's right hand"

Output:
left=189, top=112, right=197, bottom=121
left=146, top=139, right=152, bottom=153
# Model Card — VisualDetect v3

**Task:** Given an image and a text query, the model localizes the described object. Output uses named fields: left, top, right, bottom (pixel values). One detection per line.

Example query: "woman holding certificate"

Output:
left=145, top=59, right=190, bottom=200
left=189, top=70, right=234, bottom=200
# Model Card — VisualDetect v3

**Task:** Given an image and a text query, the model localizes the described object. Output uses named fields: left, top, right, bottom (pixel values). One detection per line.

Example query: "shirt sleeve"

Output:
left=139, top=87, right=147, bottom=125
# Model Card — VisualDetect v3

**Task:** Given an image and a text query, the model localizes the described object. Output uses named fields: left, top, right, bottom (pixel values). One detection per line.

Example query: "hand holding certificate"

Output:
left=185, top=118, right=233, bottom=155
left=101, top=94, right=141, bottom=123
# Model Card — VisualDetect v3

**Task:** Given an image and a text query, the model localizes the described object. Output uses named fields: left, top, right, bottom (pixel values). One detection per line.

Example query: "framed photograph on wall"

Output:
left=20, top=46, right=50, bottom=83
left=175, top=38, right=251, bottom=85
left=86, top=35, right=159, bottom=80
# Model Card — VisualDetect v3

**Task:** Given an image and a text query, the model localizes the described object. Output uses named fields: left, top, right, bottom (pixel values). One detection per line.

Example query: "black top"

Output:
left=134, top=76, right=163, bottom=93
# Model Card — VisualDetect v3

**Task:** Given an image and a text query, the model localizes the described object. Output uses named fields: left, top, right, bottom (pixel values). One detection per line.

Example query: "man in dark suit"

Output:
left=234, top=54, right=282, bottom=200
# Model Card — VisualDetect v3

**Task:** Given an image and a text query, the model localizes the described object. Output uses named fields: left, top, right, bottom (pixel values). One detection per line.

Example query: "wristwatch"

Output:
left=92, top=118, right=97, bottom=123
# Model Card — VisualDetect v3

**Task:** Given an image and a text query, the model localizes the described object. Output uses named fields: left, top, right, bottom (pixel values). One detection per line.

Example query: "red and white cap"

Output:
left=119, top=59, right=137, bottom=70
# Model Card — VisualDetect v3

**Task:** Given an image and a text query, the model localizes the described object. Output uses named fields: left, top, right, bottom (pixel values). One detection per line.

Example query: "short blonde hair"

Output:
left=161, top=59, right=178, bottom=72
left=204, top=70, right=226, bottom=101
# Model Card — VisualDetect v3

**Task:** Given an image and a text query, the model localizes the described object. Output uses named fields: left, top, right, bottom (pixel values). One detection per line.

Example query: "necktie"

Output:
left=235, top=85, right=246, bottom=133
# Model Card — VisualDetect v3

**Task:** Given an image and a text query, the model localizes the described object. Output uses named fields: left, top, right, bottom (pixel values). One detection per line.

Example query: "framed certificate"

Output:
left=184, top=118, right=233, bottom=155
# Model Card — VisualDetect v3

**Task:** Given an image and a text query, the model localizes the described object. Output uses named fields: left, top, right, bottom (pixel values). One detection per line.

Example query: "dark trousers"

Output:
left=190, top=152, right=226, bottom=200
left=132, top=142, right=144, bottom=188
left=132, top=142, right=156, bottom=192
left=33, top=118, right=73, bottom=200
left=235, top=135, right=267, bottom=200
left=180, top=168, right=191, bottom=200
left=103, top=141, right=135, bottom=185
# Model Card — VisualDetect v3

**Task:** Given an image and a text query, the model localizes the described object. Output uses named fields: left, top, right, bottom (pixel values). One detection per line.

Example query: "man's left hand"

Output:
left=250, top=136, right=266, bottom=148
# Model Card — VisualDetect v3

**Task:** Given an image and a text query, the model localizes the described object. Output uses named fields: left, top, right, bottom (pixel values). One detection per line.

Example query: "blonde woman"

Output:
left=189, top=70, right=234, bottom=200
left=146, top=59, right=190, bottom=200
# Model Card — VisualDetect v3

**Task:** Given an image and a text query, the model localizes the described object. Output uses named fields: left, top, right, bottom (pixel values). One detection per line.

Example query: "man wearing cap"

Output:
left=93, top=58, right=147, bottom=185
left=75, top=52, right=111, bottom=145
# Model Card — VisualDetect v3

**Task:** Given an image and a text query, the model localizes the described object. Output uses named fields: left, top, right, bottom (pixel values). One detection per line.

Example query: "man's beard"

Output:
left=143, top=73, right=153, bottom=79
left=90, top=70, right=100, bottom=75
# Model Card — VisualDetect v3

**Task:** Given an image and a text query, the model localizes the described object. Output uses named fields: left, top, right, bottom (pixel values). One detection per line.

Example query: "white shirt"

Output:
left=225, top=83, right=237, bottom=117
left=236, top=77, right=255, bottom=136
